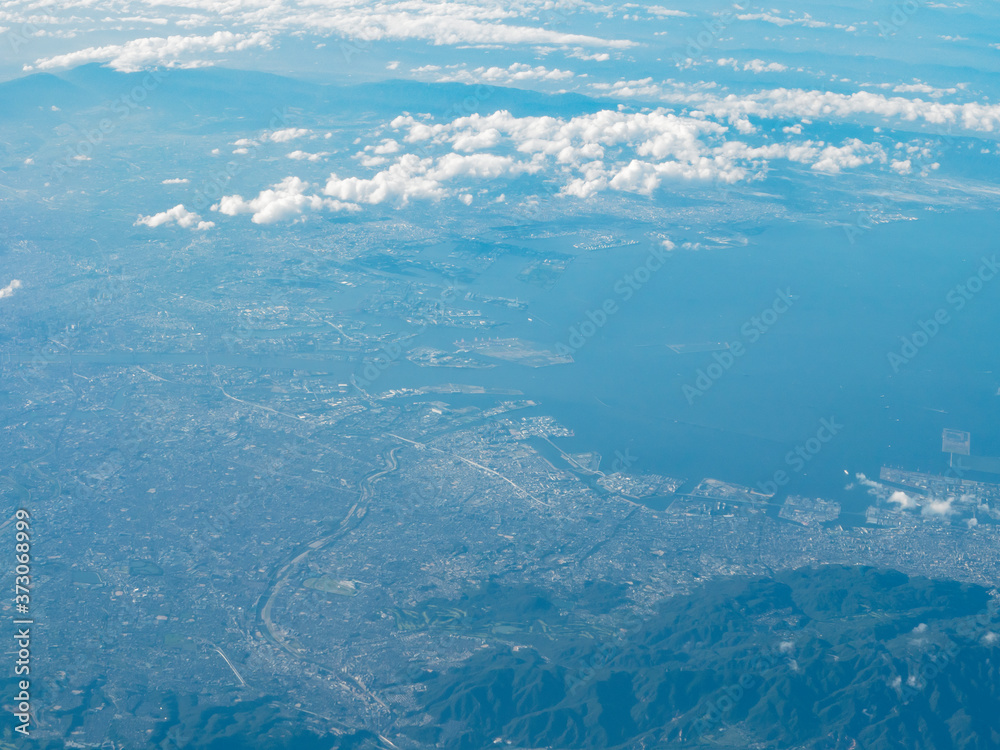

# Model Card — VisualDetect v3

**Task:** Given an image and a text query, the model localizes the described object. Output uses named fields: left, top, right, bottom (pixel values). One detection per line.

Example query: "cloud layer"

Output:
left=166, top=105, right=902, bottom=226
left=28, top=31, right=272, bottom=72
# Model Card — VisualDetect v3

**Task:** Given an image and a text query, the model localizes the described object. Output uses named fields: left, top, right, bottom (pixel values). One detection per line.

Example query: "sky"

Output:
left=3, top=1, right=1000, bottom=230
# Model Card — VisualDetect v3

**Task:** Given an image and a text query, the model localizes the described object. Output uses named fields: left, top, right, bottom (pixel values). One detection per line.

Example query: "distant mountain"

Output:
left=0, top=64, right=605, bottom=129
left=405, top=565, right=999, bottom=749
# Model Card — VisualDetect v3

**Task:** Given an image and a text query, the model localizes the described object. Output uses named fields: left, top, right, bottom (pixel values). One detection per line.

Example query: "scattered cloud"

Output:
left=736, top=11, right=854, bottom=31
left=716, top=58, right=788, bottom=74
left=270, top=128, right=311, bottom=143
left=0, top=279, right=23, bottom=300
left=323, top=152, right=528, bottom=205
left=27, top=31, right=272, bottom=72
left=922, top=497, right=956, bottom=517
left=888, top=490, right=918, bottom=509
left=191, top=103, right=909, bottom=226
left=287, top=150, right=329, bottom=161
left=568, top=48, right=610, bottom=62
left=643, top=6, right=691, bottom=17
left=893, top=82, right=960, bottom=98
left=213, top=176, right=360, bottom=224
left=591, top=81, right=1000, bottom=135
left=415, top=62, right=576, bottom=85
left=135, top=204, right=214, bottom=230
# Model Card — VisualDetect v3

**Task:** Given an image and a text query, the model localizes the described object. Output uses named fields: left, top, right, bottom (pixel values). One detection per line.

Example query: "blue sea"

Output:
left=378, top=208, right=1000, bottom=514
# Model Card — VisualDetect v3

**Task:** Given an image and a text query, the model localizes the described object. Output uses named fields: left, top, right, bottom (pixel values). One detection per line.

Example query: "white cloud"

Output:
left=922, top=497, right=956, bottom=517
left=269, top=128, right=310, bottom=143
left=16, top=0, right=634, bottom=74
left=888, top=490, right=918, bottom=509
left=162, top=177, right=189, bottom=184
left=135, top=204, right=214, bottom=230
left=644, top=6, right=690, bottom=17
left=28, top=31, right=271, bottom=72
left=743, top=59, right=788, bottom=74
left=287, top=150, right=329, bottom=161
left=716, top=58, right=787, bottom=74
left=283, top=7, right=634, bottom=49
left=414, top=62, right=574, bottom=85
left=323, top=152, right=526, bottom=205
left=568, top=48, right=610, bottom=62
left=735, top=11, right=853, bottom=30
left=893, top=82, right=959, bottom=99
left=811, top=138, right=886, bottom=173
left=191, top=101, right=913, bottom=225
left=590, top=80, right=1000, bottom=135
left=0, top=279, right=23, bottom=300
left=213, top=176, right=360, bottom=224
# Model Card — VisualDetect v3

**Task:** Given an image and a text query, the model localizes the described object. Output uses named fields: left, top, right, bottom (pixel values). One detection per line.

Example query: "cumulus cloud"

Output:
left=922, top=497, right=956, bottom=517
left=590, top=80, right=1000, bottom=135
left=643, top=6, right=690, bottom=17
left=855, top=472, right=881, bottom=490
left=17, top=0, right=635, bottom=74
left=716, top=58, right=788, bottom=74
left=568, top=49, right=610, bottom=62
left=736, top=11, right=854, bottom=31
left=213, top=176, right=360, bottom=224
left=888, top=490, right=918, bottom=509
left=204, top=104, right=907, bottom=225
left=287, top=150, right=329, bottom=161
left=415, top=62, right=575, bottom=85
left=0, top=279, right=23, bottom=300
left=162, top=177, right=189, bottom=184
left=269, top=128, right=310, bottom=143
left=279, top=4, right=634, bottom=49
left=135, top=204, right=214, bottom=230
left=324, top=151, right=528, bottom=205
left=811, top=138, right=886, bottom=173
left=28, top=31, right=271, bottom=72
left=894, top=82, right=959, bottom=98
left=743, top=59, right=788, bottom=74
